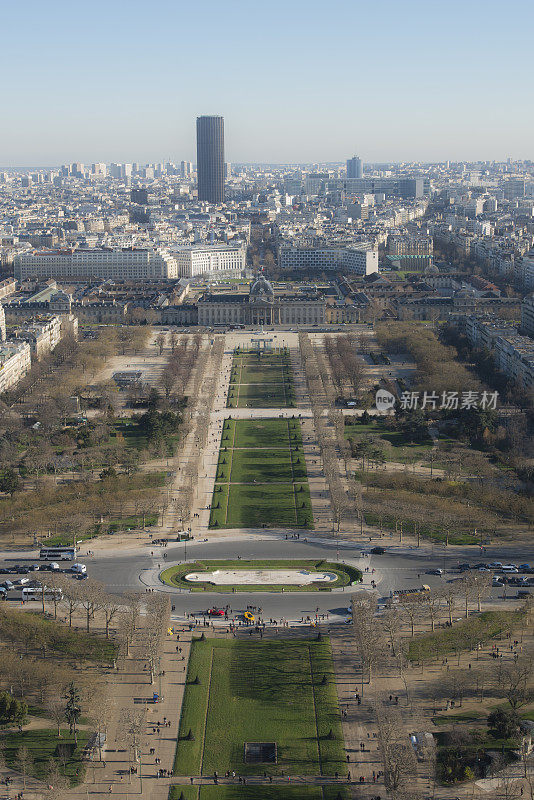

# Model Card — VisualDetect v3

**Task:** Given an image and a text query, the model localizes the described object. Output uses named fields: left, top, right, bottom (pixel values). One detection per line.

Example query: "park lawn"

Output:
left=234, top=419, right=290, bottom=448
left=229, top=449, right=294, bottom=483
left=344, top=420, right=433, bottom=456
left=361, top=508, right=478, bottom=547
left=407, top=610, right=525, bottom=663
left=210, top=484, right=229, bottom=527
left=228, top=383, right=290, bottom=409
left=237, top=365, right=290, bottom=383
left=173, top=640, right=213, bottom=776
left=174, top=639, right=346, bottom=778
left=290, top=450, right=308, bottom=482
left=226, top=484, right=298, bottom=527
left=233, top=419, right=300, bottom=449
left=169, top=787, right=351, bottom=799
left=212, top=420, right=311, bottom=529
left=3, top=728, right=89, bottom=785
left=0, top=608, right=118, bottom=664
left=294, top=484, right=313, bottom=527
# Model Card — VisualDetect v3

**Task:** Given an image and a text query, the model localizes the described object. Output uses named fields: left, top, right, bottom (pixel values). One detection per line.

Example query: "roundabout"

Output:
left=160, top=558, right=362, bottom=592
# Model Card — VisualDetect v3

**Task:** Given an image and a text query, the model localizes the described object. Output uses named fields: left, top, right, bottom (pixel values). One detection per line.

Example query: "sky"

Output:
left=1, top=0, right=533, bottom=167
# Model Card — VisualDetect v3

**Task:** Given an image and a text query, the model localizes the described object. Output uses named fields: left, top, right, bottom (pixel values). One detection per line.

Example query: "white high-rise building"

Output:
left=92, top=163, right=107, bottom=177
left=180, top=160, right=193, bottom=178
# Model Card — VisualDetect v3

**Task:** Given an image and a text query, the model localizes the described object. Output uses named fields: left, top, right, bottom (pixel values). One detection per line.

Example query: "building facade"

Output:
left=174, top=245, right=246, bottom=278
left=196, top=116, right=225, bottom=203
left=0, top=342, right=31, bottom=394
left=279, top=246, right=378, bottom=275
left=346, top=156, right=363, bottom=179
left=14, top=248, right=178, bottom=281
left=12, top=315, right=63, bottom=359
left=521, top=294, right=534, bottom=337
left=197, top=276, right=326, bottom=326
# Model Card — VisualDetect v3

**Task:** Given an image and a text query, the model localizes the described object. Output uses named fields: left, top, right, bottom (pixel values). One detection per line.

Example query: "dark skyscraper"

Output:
left=196, top=115, right=225, bottom=203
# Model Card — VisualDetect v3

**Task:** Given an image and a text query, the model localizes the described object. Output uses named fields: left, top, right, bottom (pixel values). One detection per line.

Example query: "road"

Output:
left=71, top=531, right=530, bottom=621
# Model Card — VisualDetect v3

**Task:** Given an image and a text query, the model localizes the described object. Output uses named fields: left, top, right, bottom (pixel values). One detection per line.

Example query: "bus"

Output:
left=39, top=546, right=76, bottom=561
left=9, top=587, right=63, bottom=602
left=391, top=585, right=431, bottom=603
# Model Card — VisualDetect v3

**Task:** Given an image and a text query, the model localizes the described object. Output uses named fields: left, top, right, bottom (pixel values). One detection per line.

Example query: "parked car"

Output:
left=492, top=578, right=504, bottom=587
left=0, top=581, right=14, bottom=591
left=458, top=563, right=471, bottom=571
left=488, top=562, right=503, bottom=569
left=207, top=608, right=225, bottom=617
left=501, top=565, right=518, bottom=573
left=519, top=564, right=531, bottom=570
left=427, top=569, right=443, bottom=576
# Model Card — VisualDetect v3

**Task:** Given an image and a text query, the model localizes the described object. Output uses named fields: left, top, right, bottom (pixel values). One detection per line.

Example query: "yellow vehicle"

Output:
left=392, top=585, right=431, bottom=603
left=244, top=611, right=255, bottom=622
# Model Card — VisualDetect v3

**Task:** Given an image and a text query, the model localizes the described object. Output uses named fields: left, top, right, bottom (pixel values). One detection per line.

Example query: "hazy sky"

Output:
left=1, top=0, right=532, bottom=166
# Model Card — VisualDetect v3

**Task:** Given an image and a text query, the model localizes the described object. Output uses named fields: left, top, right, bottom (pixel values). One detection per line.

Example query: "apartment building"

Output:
left=459, top=314, right=534, bottom=391
left=0, top=342, right=31, bottom=393
left=13, top=248, right=178, bottom=280
left=12, top=315, right=63, bottom=359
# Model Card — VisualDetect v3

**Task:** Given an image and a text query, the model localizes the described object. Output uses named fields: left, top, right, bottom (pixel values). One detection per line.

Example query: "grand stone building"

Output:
left=197, top=276, right=326, bottom=326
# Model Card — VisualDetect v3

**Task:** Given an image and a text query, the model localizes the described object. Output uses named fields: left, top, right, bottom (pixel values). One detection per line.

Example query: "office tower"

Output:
left=346, top=156, right=363, bottom=179
left=92, top=162, right=107, bottom=177
left=181, top=160, right=193, bottom=178
left=196, top=115, right=225, bottom=203
left=224, top=162, right=231, bottom=179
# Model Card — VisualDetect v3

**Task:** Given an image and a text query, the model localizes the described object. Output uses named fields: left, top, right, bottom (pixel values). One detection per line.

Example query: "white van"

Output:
left=70, top=563, right=87, bottom=575
left=501, top=565, right=518, bottom=573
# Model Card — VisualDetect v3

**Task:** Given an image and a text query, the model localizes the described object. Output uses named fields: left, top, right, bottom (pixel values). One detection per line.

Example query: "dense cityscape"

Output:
left=1, top=0, right=534, bottom=798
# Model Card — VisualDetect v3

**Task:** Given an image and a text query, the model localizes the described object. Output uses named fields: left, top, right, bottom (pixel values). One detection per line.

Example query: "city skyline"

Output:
left=1, top=0, right=533, bottom=166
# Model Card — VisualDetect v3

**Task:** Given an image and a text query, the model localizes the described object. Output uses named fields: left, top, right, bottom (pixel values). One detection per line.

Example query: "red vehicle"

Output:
left=207, top=607, right=225, bottom=617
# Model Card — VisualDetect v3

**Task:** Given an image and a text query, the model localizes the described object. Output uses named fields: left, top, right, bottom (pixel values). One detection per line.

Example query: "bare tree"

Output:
left=102, top=593, right=122, bottom=639
left=499, top=658, right=534, bottom=710
left=376, top=703, right=419, bottom=797
left=380, top=606, right=403, bottom=656
left=15, top=745, right=33, bottom=789
left=351, top=592, right=384, bottom=692
left=78, top=579, right=106, bottom=633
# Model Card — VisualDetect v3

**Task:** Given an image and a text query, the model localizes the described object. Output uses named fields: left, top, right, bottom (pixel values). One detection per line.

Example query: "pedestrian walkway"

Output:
left=65, top=627, right=192, bottom=800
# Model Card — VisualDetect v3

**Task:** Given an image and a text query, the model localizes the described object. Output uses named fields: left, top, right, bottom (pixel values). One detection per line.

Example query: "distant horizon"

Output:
left=1, top=157, right=532, bottom=173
